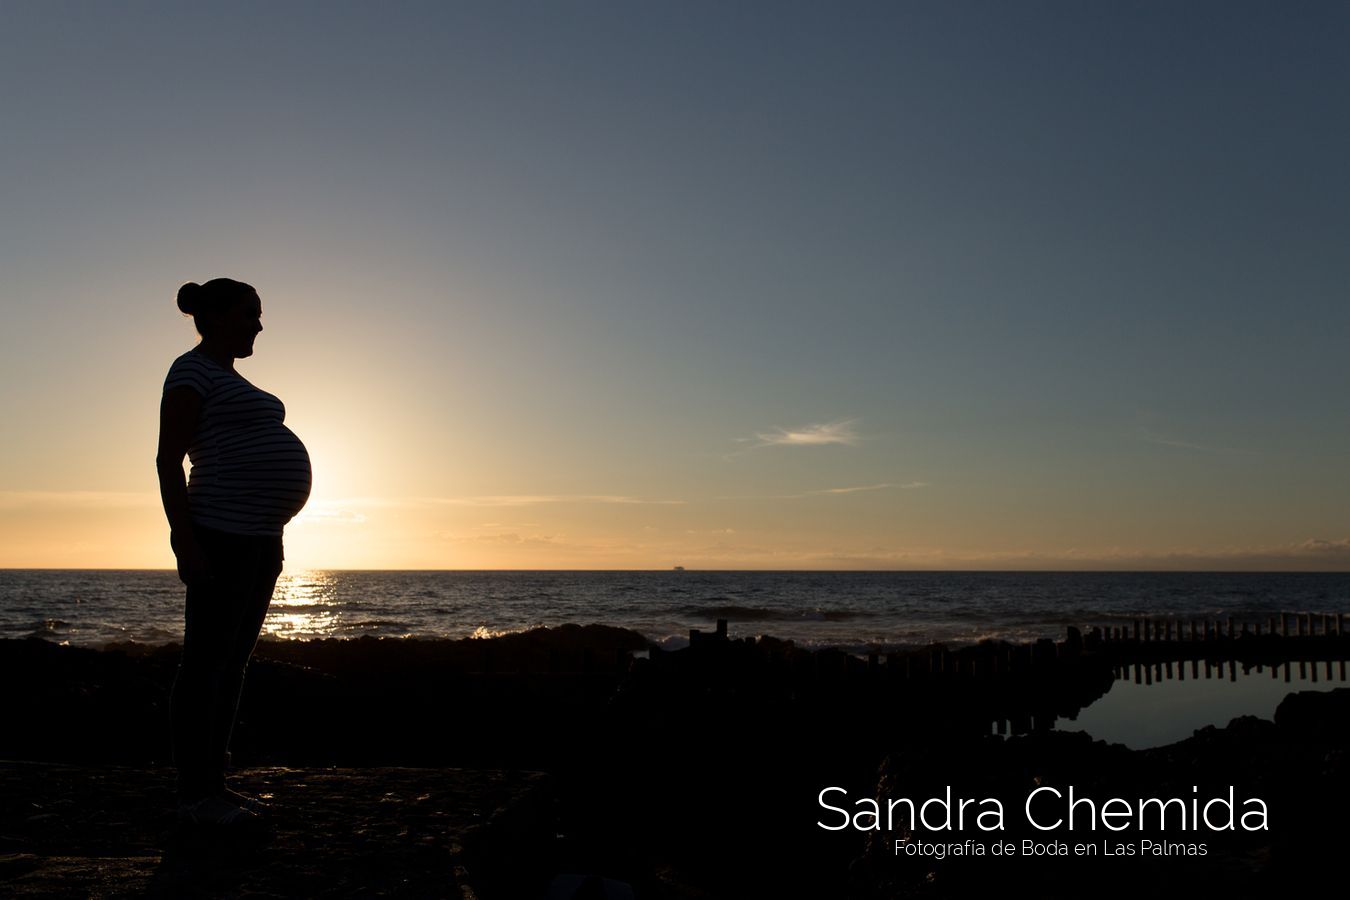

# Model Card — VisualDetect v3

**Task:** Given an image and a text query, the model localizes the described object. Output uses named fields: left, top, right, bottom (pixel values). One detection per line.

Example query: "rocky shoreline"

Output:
left=3, top=627, right=1348, bottom=897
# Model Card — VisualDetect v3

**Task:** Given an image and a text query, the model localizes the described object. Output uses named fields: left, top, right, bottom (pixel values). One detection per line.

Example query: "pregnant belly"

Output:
left=229, top=425, right=312, bottom=523
left=262, top=427, right=312, bottom=520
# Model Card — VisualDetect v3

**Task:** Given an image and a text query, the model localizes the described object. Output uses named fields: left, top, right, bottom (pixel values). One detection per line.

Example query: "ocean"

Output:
left=6, top=569, right=1349, bottom=652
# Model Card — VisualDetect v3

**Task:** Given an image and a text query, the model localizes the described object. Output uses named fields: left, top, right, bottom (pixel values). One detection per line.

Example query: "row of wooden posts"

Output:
left=674, top=614, right=1350, bottom=686
left=1102, top=611, right=1347, bottom=642
left=1114, top=657, right=1349, bottom=684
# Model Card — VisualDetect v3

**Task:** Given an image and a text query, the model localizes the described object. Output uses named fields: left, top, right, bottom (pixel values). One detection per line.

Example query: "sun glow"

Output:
left=264, top=569, right=340, bottom=639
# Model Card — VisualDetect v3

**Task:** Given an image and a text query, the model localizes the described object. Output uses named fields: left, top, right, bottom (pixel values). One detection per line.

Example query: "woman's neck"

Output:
left=194, top=340, right=237, bottom=372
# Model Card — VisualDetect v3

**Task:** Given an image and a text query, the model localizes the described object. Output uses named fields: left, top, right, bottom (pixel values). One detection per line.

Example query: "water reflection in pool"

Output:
left=1059, top=659, right=1347, bottom=749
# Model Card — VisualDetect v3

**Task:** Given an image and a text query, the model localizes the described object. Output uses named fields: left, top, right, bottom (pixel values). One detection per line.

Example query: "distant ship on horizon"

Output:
left=673, top=565, right=685, bottom=572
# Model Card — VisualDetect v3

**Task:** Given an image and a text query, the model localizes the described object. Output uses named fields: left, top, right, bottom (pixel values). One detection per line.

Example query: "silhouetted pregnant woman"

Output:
left=156, top=278, right=311, bottom=827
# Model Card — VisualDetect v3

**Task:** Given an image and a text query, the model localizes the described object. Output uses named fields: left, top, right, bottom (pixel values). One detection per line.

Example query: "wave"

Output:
left=669, top=603, right=871, bottom=622
left=26, top=618, right=73, bottom=638
left=339, top=620, right=413, bottom=630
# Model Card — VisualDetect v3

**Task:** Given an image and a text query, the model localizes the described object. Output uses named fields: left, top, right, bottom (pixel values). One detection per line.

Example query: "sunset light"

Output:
left=3, top=5, right=1349, bottom=896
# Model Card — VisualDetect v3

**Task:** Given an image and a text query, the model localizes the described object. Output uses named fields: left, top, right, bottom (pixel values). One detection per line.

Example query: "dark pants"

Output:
left=169, top=525, right=283, bottom=803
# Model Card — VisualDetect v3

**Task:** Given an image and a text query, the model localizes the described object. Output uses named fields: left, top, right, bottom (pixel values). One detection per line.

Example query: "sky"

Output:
left=1, top=1, right=1348, bottom=570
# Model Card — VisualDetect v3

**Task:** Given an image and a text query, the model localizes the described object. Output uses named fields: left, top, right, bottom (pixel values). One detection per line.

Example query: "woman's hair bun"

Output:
left=176, top=282, right=202, bottom=315
left=176, top=278, right=255, bottom=337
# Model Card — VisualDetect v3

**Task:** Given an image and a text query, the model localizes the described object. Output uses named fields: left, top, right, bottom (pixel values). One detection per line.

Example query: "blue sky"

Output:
left=2, top=1, right=1348, bottom=568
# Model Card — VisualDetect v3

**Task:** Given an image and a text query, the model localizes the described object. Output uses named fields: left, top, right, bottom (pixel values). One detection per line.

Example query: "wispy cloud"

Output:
left=1296, top=538, right=1350, bottom=555
left=805, top=482, right=926, bottom=496
left=1137, top=429, right=1205, bottom=450
left=324, top=494, right=685, bottom=509
left=744, top=419, right=861, bottom=448
left=294, top=504, right=367, bottom=524
left=716, top=482, right=927, bottom=501
left=424, top=494, right=685, bottom=507
left=733, top=537, right=1350, bottom=570
left=1135, top=428, right=1254, bottom=455
left=0, top=490, right=157, bottom=510
left=452, top=532, right=565, bottom=547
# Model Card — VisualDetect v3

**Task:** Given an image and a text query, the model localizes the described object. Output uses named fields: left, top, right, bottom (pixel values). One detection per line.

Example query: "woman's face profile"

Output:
left=208, top=292, right=264, bottom=358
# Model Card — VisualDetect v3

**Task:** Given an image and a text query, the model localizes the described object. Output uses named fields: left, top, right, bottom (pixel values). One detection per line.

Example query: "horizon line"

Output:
left=4, top=566, right=1350, bottom=575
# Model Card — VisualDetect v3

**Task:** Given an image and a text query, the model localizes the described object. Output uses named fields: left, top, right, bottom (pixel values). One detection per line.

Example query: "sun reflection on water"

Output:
left=264, top=569, right=340, bottom=639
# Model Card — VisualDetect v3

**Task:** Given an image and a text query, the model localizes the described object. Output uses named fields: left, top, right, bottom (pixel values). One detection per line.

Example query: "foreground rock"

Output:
left=0, top=761, right=551, bottom=898
left=3, top=631, right=1349, bottom=897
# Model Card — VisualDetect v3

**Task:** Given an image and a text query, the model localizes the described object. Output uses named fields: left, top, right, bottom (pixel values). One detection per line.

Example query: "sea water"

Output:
left=4, top=569, right=1348, bottom=652
left=5, top=569, right=1348, bottom=748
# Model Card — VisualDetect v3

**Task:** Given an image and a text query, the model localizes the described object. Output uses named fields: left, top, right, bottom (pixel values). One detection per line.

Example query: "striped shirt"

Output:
left=163, top=349, right=312, bottom=536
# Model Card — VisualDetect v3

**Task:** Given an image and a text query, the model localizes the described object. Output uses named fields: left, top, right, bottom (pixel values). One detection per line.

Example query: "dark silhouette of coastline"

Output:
left=3, top=622, right=1350, bottom=896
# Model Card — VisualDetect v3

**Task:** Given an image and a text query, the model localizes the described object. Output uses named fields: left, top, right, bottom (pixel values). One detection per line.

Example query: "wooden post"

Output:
left=1281, top=612, right=1290, bottom=636
left=1190, top=620, right=1198, bottom=641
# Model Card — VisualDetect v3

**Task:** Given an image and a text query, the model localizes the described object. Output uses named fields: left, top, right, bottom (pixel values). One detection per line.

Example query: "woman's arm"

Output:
left=157, top=386, right=209, bottom=584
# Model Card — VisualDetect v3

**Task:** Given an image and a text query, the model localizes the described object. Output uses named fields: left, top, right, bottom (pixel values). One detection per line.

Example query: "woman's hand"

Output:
left=172, top=532, right=212, bottom=586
